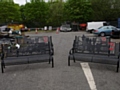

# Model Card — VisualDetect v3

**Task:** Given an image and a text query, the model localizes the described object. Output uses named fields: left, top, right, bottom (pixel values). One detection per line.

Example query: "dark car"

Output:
left=111, top=29, right=120, bottom=38
left=71, top=24, right=79, bottom=31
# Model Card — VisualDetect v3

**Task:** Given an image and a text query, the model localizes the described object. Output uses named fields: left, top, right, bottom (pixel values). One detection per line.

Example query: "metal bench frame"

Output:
left=1, top=36, right=54, bottom=73
left=68, top=35, right=120, bottom=72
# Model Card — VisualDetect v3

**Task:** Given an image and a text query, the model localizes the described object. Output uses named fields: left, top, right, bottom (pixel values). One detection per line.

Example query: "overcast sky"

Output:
left=14, top=0, right=48, bottom=5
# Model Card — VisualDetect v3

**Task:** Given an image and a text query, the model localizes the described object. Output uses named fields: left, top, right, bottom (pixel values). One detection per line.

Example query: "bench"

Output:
left=26, top=36, right=54, bottom=54
left=1, top=36, right=54, bottom=73
left=16, top=36, right=54, bottom=55
left=68, top=35, right=120, bottom=72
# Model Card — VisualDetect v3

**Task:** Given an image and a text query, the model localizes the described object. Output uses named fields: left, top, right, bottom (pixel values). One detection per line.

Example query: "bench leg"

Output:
left=116, top=61, right=119, bottom=72
left=3, top=63, right=5, bottom=68
left=73, top=56, right=75, bottom=63
left=1, top=63, right=4, bottom=73
left=49, top=58, right=51, bottom=64
left=52, top=48, right=54, bottom=55
left=52, top=57, right=54, bottom=68
left=68, top=56, right=70, bottom=66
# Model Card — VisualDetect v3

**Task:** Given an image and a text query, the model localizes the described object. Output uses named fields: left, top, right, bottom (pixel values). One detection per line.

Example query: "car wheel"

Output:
left=90, top=30, right=93, bottom=33
left=90, top=29, right=94, bottom=33
left=100, top=32, right=105, bottom=37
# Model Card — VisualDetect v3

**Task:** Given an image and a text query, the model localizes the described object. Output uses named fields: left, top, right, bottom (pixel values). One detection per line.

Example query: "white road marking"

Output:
left=80, top=63, right=97, bottom=90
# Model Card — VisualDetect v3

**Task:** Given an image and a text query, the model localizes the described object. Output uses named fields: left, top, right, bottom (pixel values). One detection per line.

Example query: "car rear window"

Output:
left=98, top=26, right=103, bottom=29
left=62, top=25, right=70, bottom=28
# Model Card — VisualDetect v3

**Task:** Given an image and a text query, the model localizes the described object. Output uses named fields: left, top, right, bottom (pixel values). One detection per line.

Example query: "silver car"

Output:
left=60, top=25, right=71, bottom=32
left=0, top=25, right=7, bottom=32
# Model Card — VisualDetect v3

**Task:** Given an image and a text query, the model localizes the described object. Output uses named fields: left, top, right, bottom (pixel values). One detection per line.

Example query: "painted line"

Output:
left=80, top=63, right=97, bottom=90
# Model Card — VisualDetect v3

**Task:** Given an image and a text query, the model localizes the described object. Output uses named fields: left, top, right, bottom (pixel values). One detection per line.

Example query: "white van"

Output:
left=86, top=21, right=107, bottom=33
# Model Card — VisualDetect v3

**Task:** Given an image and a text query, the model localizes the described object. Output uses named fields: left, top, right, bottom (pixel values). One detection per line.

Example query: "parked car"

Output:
left=86, top=21, right=107, bottom=33
left=0, top=27, right=11, bottom=36
left=0, top=25, right=7, bottom=31
left=60, top=24, right=72, bottom=32
left=93, top=25, right=119, bottom=36
left=111, top=28, right=120, bottom=38
left=71, top=24, right=79, bottom=31
left=71, top=22, right=79, bottom=31
left=80, top=23, right=87, bottom=30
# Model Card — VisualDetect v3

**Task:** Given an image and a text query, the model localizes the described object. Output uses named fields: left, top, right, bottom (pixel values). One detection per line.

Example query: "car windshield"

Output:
left=62, top=25, right=70, bottom=28
left=98, top=26, right=103, bottom=29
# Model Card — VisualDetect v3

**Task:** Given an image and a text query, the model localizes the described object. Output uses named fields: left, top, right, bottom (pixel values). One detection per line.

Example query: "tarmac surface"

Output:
left=0, top=31, right=120, bottom=90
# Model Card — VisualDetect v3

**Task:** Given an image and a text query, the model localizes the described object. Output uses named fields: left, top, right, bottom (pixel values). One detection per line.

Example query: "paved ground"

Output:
left=0, top=31, right=120, bottom=90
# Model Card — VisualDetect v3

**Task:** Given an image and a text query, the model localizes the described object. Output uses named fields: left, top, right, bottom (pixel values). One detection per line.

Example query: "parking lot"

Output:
left=0, top=31, right=120, bottom=90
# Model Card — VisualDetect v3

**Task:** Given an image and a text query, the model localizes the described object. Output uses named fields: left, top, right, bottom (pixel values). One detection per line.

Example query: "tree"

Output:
left=22, top=0, right=49, bottom=27
left=0, top=1, right=21, bottom=24
left=91, top=0, right=120, bottom=21
left=64, top=0, right=93, bottom=23
left=47, top=0, right=64, bottom=26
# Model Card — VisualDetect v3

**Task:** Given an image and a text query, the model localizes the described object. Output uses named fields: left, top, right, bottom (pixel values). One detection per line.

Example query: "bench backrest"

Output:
left=18, top=43, right=51, bottom=56
left=2, top=36, right=53, bottom=57
left=73, top=35, right=119, bottom=56
left=21, top=36, right=53, bottom=47
left=2, top=42, right=51, bottom=57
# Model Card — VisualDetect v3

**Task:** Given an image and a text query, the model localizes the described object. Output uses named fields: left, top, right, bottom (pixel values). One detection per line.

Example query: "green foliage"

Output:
left=64, top=0, right=93, bottom=22
left=22, top=1, right=49, bottom=27
left=91, top=0, right=120, bottom=21
left=0, top=0, right=120, bottom=27
left=0, top=2, right=21, bottom=24
left=47, top=0, right=64, bottom=26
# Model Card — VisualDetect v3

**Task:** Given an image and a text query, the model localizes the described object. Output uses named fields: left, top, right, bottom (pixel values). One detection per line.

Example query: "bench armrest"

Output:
left=1, top=53, right=4, bottom=61
left=50, top=47, right=54, bottom=55
left=69, top=48, right=74, bottom=55
left=118, top=52, right=120, bottom=60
